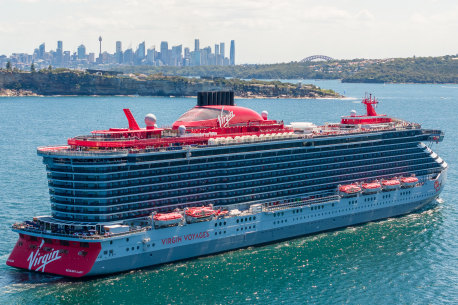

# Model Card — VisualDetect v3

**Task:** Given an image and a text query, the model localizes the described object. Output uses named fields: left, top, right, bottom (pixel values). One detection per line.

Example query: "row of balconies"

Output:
left=50, top=162, right=441, bottom=210
left=47, top=146, right=424, bottom=190
left=45, top=142, right=421, bottom=185
left=48, top=153, right=433, bottom=199
left=50, top=165, right=441, bottom=222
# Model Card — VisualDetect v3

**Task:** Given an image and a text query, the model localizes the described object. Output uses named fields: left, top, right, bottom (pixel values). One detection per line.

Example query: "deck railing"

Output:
left=11, top=222, right=149, bottom=240
left=263, top=195, right=340, bottom=212
left=36, top=123, right=423, bottom=157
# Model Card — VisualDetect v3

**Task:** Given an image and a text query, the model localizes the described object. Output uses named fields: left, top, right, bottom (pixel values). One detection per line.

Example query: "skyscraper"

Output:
left=135, top=41, right=146, bottom=64
left=55, top=41, right=63, bottom=66
left=146, top=48, right=156, bottom=64
left=219, top=42, right=225, bottom=58
left=123, top=48, right=134, bottom=64
left=39, top=43, right=45, bottom=59
left=160, top=41, right=169, bottom=65
left=77, top=44, right=86, bottom=60
left=194, top=39, right=200, bottom=52
left=214, top=44, right=220, bottom=65
left=230, top=40, right=235, bottom=66
left=171, top=45, right=183, bottom=66
left=115, top=41, right=123, bottom=64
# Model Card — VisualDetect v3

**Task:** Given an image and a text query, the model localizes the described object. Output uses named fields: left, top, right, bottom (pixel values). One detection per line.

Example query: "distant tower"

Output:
left=98, top=36, right=102, bottom=56
left=39, top=43, right=45, bottom=59
left=230, top=40, right=235, bottom=66
left=220, top=42, right=225, bottom=58
left=56, top=41, right=63, bottom=66
left=116, top=41, right=123, bottom=64
left=77, top=44, right=87, bottom=60
left=160, top=41, right=169, bottom=65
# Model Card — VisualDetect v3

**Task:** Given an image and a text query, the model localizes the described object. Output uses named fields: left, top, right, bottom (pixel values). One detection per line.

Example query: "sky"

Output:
left=0, top=0, right=457, bottom=63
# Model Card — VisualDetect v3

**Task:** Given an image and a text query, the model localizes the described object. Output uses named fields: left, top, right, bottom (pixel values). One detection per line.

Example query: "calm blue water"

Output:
left=0, top=81, right=457, bottom=304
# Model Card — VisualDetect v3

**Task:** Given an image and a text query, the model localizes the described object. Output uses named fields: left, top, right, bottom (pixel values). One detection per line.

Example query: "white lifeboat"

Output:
left=381, top=179, right=401, bottom=191
left=362, top=182, right=381, bottom=194
left=185, top=206, right=215, bottom=223
left=400, top=176, right=419, bottom=188
left=153, top=212, right=183, bottom=227
left=339, top=184, right=362, bottom=196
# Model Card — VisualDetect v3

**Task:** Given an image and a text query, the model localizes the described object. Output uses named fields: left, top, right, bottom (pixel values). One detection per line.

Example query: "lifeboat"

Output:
left=339, top=184, right=362, bottom=196
left=401, top=176, right=419, bottom=188
left=361, top=182, right=381, bottom=194
left=185, top=206, right=216, bottom=223
left=153, top=212, right=183, bottom=228
left=381, top=179, right=400, bottom=191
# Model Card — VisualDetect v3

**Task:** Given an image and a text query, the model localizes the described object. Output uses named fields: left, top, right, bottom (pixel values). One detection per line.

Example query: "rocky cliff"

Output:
left=0, top=70, right=341, bottom=98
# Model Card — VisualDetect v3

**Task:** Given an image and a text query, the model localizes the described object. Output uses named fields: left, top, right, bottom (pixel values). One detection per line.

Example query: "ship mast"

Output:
left=362, top=93, right=378, bottom=116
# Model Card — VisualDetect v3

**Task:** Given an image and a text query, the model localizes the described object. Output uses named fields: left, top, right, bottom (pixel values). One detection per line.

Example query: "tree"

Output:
left=30, top=63, right=36, bottom=72
left=6, top=61, right=11, bottom=71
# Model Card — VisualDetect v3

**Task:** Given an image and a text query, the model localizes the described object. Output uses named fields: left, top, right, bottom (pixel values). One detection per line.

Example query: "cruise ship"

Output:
left=7, top=91, right=447, bottom=277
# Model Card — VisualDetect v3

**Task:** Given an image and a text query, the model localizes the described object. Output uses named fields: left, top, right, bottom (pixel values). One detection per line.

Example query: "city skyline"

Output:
left=0, top=1, right=457, bottom=63
left=0, top=38, right=235, bottom=70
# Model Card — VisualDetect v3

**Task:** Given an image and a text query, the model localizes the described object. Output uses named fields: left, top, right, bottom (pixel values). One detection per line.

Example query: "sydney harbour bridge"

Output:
left=300, top=55, right=334, bottom=62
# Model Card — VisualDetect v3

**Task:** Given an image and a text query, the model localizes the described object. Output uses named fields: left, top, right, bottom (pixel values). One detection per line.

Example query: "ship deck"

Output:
left=36, top=123, right=436, bottom=158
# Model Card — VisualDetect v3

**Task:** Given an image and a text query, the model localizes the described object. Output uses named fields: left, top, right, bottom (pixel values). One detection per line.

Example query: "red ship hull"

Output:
left=6, top=234, right=101, bottom=277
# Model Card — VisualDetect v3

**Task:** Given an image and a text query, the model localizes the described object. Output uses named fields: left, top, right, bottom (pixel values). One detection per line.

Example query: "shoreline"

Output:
left=0, top=90, right=341, bottom=99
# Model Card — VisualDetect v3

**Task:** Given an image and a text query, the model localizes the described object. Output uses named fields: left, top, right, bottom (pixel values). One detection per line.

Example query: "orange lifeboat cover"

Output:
left=153, top=212, right=182, bottom=221
left=401, top=177, right=419, bottom=183
left=339, top=185, right=362, bottom=193
left=186, top=207, right=215, bottom=217
left=362, top=182, right=381, bottom=189
left=382, top=180, right=400, bottom=186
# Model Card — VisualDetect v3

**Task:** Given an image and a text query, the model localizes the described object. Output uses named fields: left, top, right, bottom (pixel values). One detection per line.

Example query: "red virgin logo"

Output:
left=27, top=239, right=62, bottom=272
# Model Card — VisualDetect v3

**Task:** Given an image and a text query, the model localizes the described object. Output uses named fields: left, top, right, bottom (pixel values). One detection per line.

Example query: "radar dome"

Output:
left=145, top=113, right=157, bottom=127
left=178, top=125, right=186, bottom=135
